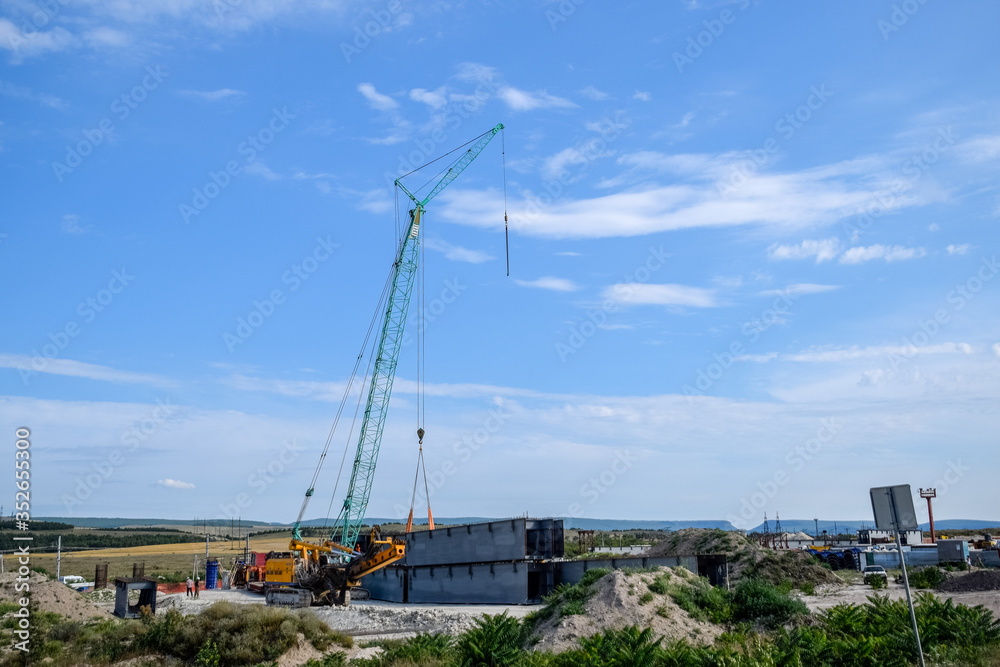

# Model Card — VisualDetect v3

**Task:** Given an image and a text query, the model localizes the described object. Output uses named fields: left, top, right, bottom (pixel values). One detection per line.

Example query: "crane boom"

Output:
left=329, top=123, right=503, bottom=553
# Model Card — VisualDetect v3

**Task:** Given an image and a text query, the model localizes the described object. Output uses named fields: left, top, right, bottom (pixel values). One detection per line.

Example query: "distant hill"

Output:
left=37, top=517, right=278, bottom=529
left=747, top=519, right=1000, bottom=535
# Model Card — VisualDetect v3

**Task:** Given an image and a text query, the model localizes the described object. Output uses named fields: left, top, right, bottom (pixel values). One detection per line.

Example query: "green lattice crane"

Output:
left=291, top=124, right=504, bottom=554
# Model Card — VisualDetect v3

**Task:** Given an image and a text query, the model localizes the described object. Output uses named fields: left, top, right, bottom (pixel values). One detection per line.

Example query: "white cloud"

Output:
left=243, top=161, right=282, bottom=180
left=513, top=277, right=579, bottom=292
left=438, top=151, right=924, bottom=239
left=602, top=283, right=717, bottom=308
left=158, top=478, right=195, bottom=489
left=357, top=83, right=398, bottom=111
left=555, top=251, right=582, bottom=256
left=497, top=86, right=575, bottom=112
left=768, top=238, right=840, bottom=263
left=580, top=85, right=609, bottom=101
left=177, top=88, right=246, bottom=102
left=840, top=244, right=926, bottom=264
left=0, top=79, right=64, bottom=109
left=543, top=147, right=595, bottom=180
left=928, top=223, right=940, bottom=231
left=0, top=19, right=75, bottom=61
left=0, top=354, right=172, bottom=386
left=633, top=90, right=651, bottom=101
left=82, top=27, right=130, bottom=48
left=409, top=86, right=447, bottom=109
left=758, top=283, right=840, bottom=297
left=739, top=342, right=973, bottom=363
left=947, top=243, right=972, bottom=255
left=424, top=238, right=494, bottom=264
left=61, top=214, right=93, bottom=235
left=993, top=343, right=1000, bottom=358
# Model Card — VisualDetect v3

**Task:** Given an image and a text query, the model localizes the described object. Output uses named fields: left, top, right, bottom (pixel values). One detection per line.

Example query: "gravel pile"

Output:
left=938, top=570, right=1000, bottom=593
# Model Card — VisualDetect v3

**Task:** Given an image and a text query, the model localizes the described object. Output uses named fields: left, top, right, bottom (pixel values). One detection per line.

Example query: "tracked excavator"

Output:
left=264, top=124, right=506, bottom=606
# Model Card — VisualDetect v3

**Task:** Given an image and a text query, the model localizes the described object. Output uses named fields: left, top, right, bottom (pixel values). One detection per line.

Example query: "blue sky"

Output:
left=2, top=0, right=998, bottom=529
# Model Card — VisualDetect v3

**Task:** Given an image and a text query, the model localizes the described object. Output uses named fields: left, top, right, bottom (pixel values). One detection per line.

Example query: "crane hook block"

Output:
left=417, top=428, right=425, bottom=444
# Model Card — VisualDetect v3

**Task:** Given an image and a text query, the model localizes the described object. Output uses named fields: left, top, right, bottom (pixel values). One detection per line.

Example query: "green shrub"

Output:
left=669, top=578, right=733, bottom=624
left=455, top=612, right=523, bottom=667
left=799, top=582, right=816, bottom=596
left=869, top=575, right=887, bottom=590
left=908, top=566, right=946, bottom=589
left=731, top=578, right=808, bottom=628
left=638, top=592, right=654, bottom=605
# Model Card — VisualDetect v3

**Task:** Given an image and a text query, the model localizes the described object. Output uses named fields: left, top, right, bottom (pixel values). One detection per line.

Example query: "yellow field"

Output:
left=22, top=535, right=294, bottom=582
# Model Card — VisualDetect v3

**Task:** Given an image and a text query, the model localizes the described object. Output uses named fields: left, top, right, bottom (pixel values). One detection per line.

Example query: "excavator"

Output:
left=264, top=124, right=506, bottom=607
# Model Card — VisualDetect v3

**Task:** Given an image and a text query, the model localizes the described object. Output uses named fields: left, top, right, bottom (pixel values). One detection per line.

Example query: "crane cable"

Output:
left=502, top=127, right=510, bottom=277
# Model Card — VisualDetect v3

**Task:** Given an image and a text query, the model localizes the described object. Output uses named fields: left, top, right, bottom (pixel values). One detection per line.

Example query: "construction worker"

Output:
left=194, top=577, right=200, bottom=599
left=186, top=577, right=193, bottom=597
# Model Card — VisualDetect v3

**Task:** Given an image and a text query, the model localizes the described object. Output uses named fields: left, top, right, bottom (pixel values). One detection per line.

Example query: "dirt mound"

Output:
left=530, top=568, right=722, bottom=654
left=938, top=570, right=1000, bottom=593
left=644, top=529, right=840, bottom=587
left=749, top=550, right=842, bottom=587
left=0, top=572, right=110, bottom=620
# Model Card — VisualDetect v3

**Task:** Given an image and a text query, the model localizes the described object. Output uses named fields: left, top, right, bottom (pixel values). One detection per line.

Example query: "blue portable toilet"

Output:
left=205, top=559, right=219, bottom=589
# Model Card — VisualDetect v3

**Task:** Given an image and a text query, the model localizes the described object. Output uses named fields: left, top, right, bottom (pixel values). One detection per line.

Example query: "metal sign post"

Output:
left=871, top=485, right=925, bottom=667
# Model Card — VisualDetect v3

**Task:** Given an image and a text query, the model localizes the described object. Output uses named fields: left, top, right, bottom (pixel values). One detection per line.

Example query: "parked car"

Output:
left=862, top=565, right=888, bottom=584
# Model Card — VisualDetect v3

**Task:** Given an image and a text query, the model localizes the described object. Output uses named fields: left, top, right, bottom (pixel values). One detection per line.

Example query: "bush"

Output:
left=731, top=578, right=808, bottom=628
left=908, top=567, right=946, bottom=589
left=669, top=577, right=732, bottom=624
left=455, top=612, right=523, bottom=667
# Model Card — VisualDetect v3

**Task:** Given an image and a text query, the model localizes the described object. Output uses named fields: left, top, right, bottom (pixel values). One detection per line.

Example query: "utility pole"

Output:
left=205, top=532, right=209, bottom=560
left=814, top=518, right=819, bottom=538
left=56, top=536, right=62, bottom=580
left=919, top=488, right=937, bottom=542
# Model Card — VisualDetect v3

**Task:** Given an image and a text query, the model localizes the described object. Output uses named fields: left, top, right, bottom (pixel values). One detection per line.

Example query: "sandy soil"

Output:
left=0, top=572, right=111, bottom=620
left=532, top=568, right=722, bottom=654
left=803, top=579, right=1000, bottom=617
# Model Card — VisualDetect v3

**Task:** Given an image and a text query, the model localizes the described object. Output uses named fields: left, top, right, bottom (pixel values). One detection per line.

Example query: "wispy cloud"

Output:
left=768, top=238, right=840, bottom=263
left=82, top=27, right=130, bottom=48
left=947, top=243, right=972, bottom=255
left=243, top=161, right=282, bottom=181
left=498, top=86, right=575, bottom=112
left=580, top=85, right=609, bottom=101
left=157, top=478, right=195, bottom=489
left=758, top=283, right=840, bottom=297
left=633, top=90, right=651, bottom=101
left=840, top=244, right=926, bottom=264
left=739, top=342, right=973, bottom=363
left=0, top=19, right=75, bottom=62
left=602, top=283, right=717, bottom=308
left=357, top=82, right=398, bottom=111
left=177, top=88, right=246, bottom=102
left=0, top=78, right=65, bottom=109
left=61, top=214, right=93, bottom=235
left=409, top=86, right=447, bottom=109
left=0, top=354, right=172, bottom=386
left=424, top=238, right=494, bottom=264
left=514, top=276, right=579, bottom=292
